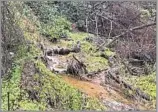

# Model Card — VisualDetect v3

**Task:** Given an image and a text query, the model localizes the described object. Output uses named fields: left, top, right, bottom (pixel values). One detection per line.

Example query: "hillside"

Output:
left=1, top=1, right=156, bottom=111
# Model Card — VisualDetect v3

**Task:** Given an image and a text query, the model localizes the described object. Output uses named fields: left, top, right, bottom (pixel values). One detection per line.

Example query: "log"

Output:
left=53, top=48, right=71, bottom=55
left=67, top=55, right=87, bottom=76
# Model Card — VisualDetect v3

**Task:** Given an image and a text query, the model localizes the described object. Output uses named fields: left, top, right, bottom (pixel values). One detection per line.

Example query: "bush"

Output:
left=24, top=1, right=72, bottom=39
left=39, top=17, right=71, bottom=39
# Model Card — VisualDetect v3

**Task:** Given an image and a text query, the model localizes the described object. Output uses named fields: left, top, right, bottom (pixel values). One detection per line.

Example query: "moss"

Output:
left=57, top=32, right=109, bottom=72
left=57, top=40, right=74, bottom=48
left=104, top=48, right=115, bottom=57
left=134, top=72, right=156, bottom=99
left=85, top=55, right=108, bottom=72
left=81, top=41, right=96, bottom=54
left=14, top=44, right=41, bottom=64
left=2, top=19, right=42, bottom=111
left=69, top=32, right=89, bottom=41
left=124, top=72, right=156, bottom=100
left=85, top=98, right=105, bottom=110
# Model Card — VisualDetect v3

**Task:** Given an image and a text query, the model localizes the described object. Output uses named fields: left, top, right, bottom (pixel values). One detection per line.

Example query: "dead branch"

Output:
left=72, top=55, right=86, bottom=67
left=95, top=16, right=99, bottom=36
left=108, top=20, right=113, bottom=39
left=106, top=69, right=151, bottom=101
left=130, top=22, right=156, bottom=31
left=86, top=17, right=89, bottom=33
left=105, top=22, right=156, bottom=47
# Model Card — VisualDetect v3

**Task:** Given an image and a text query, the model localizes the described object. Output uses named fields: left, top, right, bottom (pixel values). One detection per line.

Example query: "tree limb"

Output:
left=106, top=22, right=156, bottom=47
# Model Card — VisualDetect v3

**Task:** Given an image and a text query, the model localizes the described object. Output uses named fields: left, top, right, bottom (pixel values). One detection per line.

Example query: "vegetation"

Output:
left=1, top=1, right=156, bottom=111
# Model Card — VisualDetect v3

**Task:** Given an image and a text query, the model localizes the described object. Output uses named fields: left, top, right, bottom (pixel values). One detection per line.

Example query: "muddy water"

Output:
left=62, top=75, right=147, bottom=110
left=62, top=75, right=128, bottom=102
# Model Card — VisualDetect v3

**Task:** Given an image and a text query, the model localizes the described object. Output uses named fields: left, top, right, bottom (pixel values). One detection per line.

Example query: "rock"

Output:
left=9, top=52, right=14, bottom=58
left=102, top=100, right=135, bottom=111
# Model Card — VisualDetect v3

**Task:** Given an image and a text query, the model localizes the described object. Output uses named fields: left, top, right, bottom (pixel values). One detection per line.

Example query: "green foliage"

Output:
left=68, top=32, right=96, bottom=53
left=23, top=1, right=72, bottom=39
left=69, top=32, right=89, bottom=41
left=18, top=99, right=46, bottom=111
left=19, top=100, right=39, bottom=110
left=140, top=9, right=151, bottom=18
left=15, top=45, right=28, bottom=60
left=15, top=44, right=41, bottom=63
left=85, top=56, right=108, bottom=72
left=40, top=16, right=72, bottom=38
left=61, top=32, right=109, bottom=72
left=124, top=72, right=156, bottom=100
left=134, top=72, right=156, bottom=99
left=2, top=63, right=23, bottom=110
left=104, top=48, right=115, bottom=57
left=2, top=2, right=106, bottom=111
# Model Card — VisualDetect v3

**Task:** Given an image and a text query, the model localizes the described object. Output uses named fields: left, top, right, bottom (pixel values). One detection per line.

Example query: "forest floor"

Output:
left=40, top=31, right=154, bottom=111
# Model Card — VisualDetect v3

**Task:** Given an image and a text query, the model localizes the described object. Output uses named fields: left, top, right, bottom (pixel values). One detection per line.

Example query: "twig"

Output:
left=7, top=92, right=10, bottom=111
left=86, top=17, right=88, bottom=33
left=108, top=20, right=113, bottom=39
left=95, top=16, right=98, bottom=36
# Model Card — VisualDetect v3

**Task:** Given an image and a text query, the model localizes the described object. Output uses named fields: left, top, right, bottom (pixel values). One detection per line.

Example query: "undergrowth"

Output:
left=33, top=60, right=106, bottom=111
left=2, top=62, right=23, bottom=110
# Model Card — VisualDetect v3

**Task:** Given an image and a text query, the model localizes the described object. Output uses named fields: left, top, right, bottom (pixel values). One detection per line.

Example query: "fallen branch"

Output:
left=96, top=22, right=156, bottom=50
left=72, top=55, right=86, bottom=68
left=106, top=22, right=156, bottom=47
